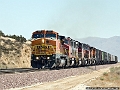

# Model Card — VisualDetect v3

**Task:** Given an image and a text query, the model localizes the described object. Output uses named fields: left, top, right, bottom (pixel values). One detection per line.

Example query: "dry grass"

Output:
left=86, top=66, right=120, bottom=87
left=0, top=37, right=31, bottom=69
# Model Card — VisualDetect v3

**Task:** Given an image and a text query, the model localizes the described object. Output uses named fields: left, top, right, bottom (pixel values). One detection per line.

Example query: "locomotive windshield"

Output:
left=45, top=34, right=56, bottom=39
left=64, top=39, right=69, bottom=44
left=32, top=34, right=44, bottom=38
left=83, top=44, right=89, bottom=50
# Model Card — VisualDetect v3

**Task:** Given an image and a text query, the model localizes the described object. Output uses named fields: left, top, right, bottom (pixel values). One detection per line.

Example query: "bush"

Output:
left=0, top=30, right=27, bottom=42
left=110, top=67, right=115, bottom=73
left=103, top=72, right=108, bottom=76
left=5, top=34, right=27, bottom=42
left=100, top=77, right=104, bottom=80
left=116, top=70, right=120, bottom=75
left=0, top=30, right=5, bottom=36
left=110, top=67, right=120, bottom=73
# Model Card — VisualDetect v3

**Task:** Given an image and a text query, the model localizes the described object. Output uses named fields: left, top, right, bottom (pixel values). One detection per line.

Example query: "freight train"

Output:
left=31, top=30, right=118, bottom=69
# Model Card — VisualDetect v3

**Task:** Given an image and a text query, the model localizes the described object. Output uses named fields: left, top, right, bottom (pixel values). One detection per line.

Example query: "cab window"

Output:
left=45, top=34, right=56, bottom=39
left=64, top=39, right=69, bottom=44
left=32, top=34, right=44, bottom=38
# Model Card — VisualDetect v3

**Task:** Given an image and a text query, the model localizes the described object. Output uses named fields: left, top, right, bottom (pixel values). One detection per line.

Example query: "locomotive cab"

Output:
left=31, top=30, right=60, bottom=69
left=31, top=30, right=70, bottom=69
left=82, top=43, right=90, bottom=66
left=90, top=47, right=96, bottom=65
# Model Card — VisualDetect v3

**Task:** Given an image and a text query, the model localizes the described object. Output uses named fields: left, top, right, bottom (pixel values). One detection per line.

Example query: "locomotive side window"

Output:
left=79, top=43, right=82, bottom=48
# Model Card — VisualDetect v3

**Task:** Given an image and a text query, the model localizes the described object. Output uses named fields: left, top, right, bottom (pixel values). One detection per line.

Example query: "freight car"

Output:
left=31, top=30, right=118, bottom=69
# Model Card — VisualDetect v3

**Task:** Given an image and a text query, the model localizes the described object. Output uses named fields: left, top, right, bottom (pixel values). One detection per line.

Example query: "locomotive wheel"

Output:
left=63, top=59, right=67, bottom=69
left=48, top=60, right=56, bottom=69
left=88, top=60, right=91, bottom=66
left=85, top=60, right=88, bottom=66
left=73, top=60, right=76, bottom=68
left=87, top=60, right=89, bottom=65
left=76, top=60, right=79, bottom=67
left=58, top=58, right=66, bottom=68
left=79, top=60, right=82, bottom=66
left=71, top=60, right=76, bottom=67
left=90, top=60, right=92, bottom=65
left=92, top=59, right=95, bottom=65
left=81, top=60, right=85, bottom=66
left=66, top=59, right=71, bottom=67
left=37, top=60, right=43, bottom=69
left=55, top=58, right=61, bottom=69
left=55, top=58, right=60, bottom=67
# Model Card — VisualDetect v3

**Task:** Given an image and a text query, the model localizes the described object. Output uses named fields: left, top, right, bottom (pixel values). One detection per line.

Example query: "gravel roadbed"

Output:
left=0, top=63, right=119, bottom=90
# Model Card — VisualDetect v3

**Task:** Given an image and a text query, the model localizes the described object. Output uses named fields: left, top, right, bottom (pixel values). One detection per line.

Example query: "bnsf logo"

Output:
left=36, top=45, right=51, bottom=49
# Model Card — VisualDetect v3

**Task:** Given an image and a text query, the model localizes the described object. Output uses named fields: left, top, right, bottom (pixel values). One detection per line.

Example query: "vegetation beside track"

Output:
left=86, top=66, right=120, bottom=87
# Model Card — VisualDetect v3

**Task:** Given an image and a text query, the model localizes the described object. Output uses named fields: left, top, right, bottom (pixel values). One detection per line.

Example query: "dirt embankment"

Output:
left=0, top=36, right=31, bottom=69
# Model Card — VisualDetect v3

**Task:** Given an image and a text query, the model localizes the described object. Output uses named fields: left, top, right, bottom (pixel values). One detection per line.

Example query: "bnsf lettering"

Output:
left=36, top=45, right=52, bottom=49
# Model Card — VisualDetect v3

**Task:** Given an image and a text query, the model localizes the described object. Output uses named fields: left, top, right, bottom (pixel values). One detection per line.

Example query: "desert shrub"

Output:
left=100, top=77, right=104, bottom=80
left=110, top=67, right=115, bottom=73
left=5, top=34, right=27, bottom=42
left=1, top=30, right=27, bottom=43
left=115, top=69, right=120, bottom=75
left=110, top=67, right=120, bottom=73
left=103, top=72, right=108, bottom=76
left=0, top=30, right=5, bottom=36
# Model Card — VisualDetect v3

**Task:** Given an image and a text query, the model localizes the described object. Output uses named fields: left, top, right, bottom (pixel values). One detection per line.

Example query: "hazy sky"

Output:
left=0, top=0, right=120, bottom=39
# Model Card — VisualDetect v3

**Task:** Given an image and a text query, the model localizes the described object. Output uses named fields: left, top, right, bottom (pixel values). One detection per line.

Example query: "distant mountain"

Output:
left=76, top=36, right=120, bottom=62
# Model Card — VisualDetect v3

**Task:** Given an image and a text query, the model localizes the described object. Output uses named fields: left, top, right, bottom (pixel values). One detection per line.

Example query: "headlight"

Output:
left=72, top=58, right=74, bottom=60
left=36, top=57, right=39, bottom=60
left=47, top=57, right=50, bottom=59
left=42, top=39, right=44, bottom=43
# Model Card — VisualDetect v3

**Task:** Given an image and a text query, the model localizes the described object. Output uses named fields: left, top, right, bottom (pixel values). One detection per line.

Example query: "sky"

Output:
left=0, top=0, right=120, bottom=40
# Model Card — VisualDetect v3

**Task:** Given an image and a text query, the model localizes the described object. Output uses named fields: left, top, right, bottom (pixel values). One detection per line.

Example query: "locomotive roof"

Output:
left=33, top=30, right=58, bottom=34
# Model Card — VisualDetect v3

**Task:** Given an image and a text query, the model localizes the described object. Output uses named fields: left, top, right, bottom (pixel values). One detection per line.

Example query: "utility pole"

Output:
left=95, top=59, right=96, bottom=70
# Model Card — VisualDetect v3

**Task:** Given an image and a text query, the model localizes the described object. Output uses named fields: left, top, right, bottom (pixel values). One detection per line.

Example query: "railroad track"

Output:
left=0, top=62, right=119, bottom=75
left=0, top=67, right=75, bottom=74
left=0, top=68, right=45, bottom=74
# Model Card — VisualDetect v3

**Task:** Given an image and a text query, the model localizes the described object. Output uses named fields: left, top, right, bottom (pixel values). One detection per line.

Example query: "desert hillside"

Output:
left=0, top=36, right=31, bottom=69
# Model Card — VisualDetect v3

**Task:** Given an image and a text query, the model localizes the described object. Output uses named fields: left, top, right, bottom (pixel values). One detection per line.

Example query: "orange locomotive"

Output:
left=31, top=30, right=73, bottom=69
